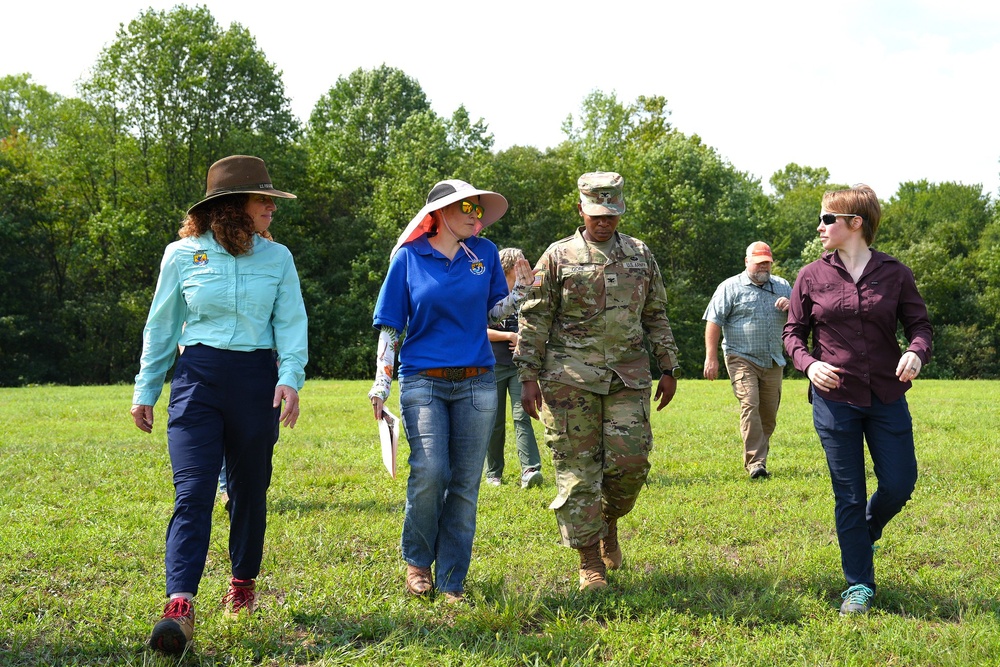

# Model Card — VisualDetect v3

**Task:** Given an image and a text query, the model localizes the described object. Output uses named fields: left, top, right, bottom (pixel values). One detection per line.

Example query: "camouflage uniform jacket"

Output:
left=514, top=227, right=679, bottom=394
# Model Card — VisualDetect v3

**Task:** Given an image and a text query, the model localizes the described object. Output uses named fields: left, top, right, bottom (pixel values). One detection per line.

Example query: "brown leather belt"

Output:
left=419, top=367, right=490, bottom=381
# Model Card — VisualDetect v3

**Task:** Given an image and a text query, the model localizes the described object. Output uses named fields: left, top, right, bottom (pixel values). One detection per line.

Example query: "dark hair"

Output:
left=179, top=194, right=272, bottom=255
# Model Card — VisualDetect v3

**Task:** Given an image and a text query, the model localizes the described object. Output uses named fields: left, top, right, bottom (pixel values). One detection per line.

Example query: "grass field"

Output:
left=1, top=379, right=999, bottom=666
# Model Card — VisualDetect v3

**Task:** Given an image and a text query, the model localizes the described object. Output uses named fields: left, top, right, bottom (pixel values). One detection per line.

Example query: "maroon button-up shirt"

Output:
left=783, top=250, right=932, bottom=407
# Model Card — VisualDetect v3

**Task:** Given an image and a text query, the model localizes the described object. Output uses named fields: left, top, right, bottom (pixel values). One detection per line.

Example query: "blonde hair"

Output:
left=822, top=184, right=881, bottom=245
left=498, top=247, right=526, bottom=273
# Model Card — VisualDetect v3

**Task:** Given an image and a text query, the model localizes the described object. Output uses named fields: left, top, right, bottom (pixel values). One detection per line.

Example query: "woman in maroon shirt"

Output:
left=783, top=184, right=932, bottom=616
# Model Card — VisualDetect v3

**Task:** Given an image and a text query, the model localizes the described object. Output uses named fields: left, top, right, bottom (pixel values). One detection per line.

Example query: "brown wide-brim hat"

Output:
left=187, top=155, right=296, bottom=214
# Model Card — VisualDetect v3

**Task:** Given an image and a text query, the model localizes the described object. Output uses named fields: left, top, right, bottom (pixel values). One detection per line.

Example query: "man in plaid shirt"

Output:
left=703, top=242, right=791, bottom=479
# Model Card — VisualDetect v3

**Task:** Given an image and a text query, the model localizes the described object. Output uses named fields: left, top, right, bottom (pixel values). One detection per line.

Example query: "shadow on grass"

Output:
left=9, top=574, right=996, bottom=665
left=269, top=496, right=402, bottom=515
left=267, top=572, right=1000, bottom=666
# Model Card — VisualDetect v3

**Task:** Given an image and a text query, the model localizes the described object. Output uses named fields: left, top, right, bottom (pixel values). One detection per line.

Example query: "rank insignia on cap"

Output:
left=193, top=252, right=208, bottom=266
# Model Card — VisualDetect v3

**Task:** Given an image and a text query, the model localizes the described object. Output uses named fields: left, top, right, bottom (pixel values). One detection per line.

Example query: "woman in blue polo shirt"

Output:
left=368, top=179, right=531, bottom=602
left=131, top=155, right=307, bottom=654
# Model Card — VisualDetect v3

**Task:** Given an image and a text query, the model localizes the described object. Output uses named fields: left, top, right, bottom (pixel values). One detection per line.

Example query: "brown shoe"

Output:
left=601, top=518, right=623, bottom=570
left=149, top=597, right=194, bottom=655
left=222, top=578, right=258, bottom=616
left=406, top=564, right=433, bottom=596
left=442, top=591, right=466, bottom=604
left=577, top=542, right=608, bottom=591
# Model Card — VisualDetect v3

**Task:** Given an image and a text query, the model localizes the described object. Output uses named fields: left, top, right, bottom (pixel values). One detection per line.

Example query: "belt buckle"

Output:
left=444, top=367, right=465, bottom=382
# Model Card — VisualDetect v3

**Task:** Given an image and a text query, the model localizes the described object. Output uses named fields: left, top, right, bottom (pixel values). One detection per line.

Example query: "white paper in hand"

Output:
left=379, top=408, right=399, bottom=479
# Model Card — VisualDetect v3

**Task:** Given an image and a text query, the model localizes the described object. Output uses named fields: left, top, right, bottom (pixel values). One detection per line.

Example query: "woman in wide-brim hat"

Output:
left=131, top=155, right=308, bottom=655
left=368, top=179, right=532, bottom=602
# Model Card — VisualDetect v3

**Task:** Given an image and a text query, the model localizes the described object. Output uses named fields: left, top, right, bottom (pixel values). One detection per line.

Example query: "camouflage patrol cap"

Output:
left=578, top=171, right=625, bottom=216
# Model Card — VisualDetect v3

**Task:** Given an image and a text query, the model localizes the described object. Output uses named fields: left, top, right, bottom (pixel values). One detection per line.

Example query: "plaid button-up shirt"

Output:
left=704, top=271, right=791, bottom=368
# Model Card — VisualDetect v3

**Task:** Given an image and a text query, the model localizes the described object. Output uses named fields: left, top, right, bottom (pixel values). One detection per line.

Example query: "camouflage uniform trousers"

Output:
left=539, top=378, right=652, bottom=548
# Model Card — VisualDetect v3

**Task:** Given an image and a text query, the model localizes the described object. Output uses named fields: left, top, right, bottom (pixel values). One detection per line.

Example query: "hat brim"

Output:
left=581, top=202, right=625, bottom=216
left=390, top=188, right=508, bottom=259
left=187, top=188, right=297, bottom=214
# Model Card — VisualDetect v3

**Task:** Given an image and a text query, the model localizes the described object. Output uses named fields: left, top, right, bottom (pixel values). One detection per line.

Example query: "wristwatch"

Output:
left=662, top=366, right=681, bottom=378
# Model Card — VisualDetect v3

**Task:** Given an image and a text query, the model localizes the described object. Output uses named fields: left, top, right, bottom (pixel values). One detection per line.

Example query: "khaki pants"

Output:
left=724, top=354, right=783, bottom=471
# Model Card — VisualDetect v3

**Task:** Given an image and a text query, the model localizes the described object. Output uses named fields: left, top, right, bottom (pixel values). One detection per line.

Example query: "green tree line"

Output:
left=2, top=6, right=998, bottom=386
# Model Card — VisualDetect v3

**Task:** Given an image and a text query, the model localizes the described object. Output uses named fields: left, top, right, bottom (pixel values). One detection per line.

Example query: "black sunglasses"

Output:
left=818, top=213, right=859, bottom=226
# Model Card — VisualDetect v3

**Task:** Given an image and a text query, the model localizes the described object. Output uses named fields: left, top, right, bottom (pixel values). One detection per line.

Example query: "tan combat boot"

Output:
left=577, top=542, right=608, bottom=591
left=601, top=518, right=622, bottom=570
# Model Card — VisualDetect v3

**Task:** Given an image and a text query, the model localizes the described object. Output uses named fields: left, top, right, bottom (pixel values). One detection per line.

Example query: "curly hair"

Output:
left=498, top=247, right=526, bottom=273
left=179, top=194, right=273, bottom=256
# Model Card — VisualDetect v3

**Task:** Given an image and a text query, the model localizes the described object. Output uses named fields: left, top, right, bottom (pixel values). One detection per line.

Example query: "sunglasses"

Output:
left=460, top=200, right=485, bottom=220
left=818, top=213, right=858, bottom=226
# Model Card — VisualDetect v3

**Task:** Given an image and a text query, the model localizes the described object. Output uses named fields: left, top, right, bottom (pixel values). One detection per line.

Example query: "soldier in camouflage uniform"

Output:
left=514, top=171, right=680, bottom=591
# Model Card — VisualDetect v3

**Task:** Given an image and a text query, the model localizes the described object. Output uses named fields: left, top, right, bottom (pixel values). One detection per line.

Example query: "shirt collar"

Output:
left=573, top=226, right=639, bottom=261
left=409, top=233, right=481, bottom=257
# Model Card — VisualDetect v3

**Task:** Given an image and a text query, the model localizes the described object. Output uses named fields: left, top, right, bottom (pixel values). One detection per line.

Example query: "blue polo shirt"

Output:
left=373, top=235, right=508, bottom=377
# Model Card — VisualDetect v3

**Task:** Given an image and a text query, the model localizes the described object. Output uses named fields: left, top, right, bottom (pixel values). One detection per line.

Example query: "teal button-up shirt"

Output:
left=132, top=231, right=308, bottom=406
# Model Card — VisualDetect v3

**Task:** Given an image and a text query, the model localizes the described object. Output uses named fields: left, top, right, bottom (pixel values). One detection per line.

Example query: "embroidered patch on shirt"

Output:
left=532, top=273, right=544, bottom=288
left=623, top=261, right=648, bottom=269
left=606, top=273, right=618, bottom=287
left=469, top=260, right=485, bottom=275
left=193, top=251, right=208, bottom=266
left=564, top=266, right=589, bottom=273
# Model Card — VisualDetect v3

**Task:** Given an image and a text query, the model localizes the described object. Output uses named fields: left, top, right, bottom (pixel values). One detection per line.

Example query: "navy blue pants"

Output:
left=164, top=344, right=279, bottom=596
left=812, top=392, right=917, bottom=592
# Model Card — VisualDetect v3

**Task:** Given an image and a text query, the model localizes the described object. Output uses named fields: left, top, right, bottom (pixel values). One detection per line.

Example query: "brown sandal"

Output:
left=406, top=564, right=433, bottom=596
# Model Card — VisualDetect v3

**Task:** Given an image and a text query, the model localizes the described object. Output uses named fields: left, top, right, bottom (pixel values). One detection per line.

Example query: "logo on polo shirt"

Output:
left=470, top=260, right=485, bottom=275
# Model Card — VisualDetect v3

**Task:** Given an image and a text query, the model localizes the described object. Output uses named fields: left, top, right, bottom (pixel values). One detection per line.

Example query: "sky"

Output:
left=4, top=0, right=1000, bottom=200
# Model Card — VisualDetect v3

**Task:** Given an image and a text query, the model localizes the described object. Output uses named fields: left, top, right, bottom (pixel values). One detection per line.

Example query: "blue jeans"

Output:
left=398, top=370, right=497, bottom=593
left=812, top=392, right=917, bottom=592
left=485, top=364, right=541, bottom=479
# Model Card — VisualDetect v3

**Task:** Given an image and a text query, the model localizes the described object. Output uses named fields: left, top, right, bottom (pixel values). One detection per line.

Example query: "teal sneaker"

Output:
left=839, top=584, right=875, bottom=615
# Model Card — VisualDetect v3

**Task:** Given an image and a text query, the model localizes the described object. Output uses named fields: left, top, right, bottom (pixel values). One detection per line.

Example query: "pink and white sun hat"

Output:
left=390, top=179, right=508, bottom=259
